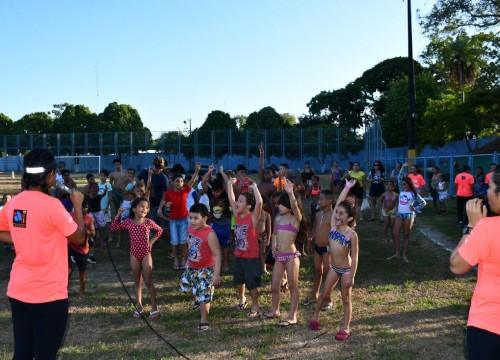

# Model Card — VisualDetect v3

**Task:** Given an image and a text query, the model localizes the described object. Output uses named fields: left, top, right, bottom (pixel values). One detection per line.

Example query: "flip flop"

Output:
left=191, top=300, right=200, bottom=311
left=247, top=309, right=260, bottom=318
left=236, top=301, right=247, bottom=311
left=309, top=320, right=320, bottom=331
left=301, top=298, right=317, bottom=306
left=132, top=309, right=145, bottom=319
left=259, top=312, right=280, bottom=320
left=148, top=310, right=160, bottom=319
left=277, top=320, right=297, bottom=327
left=321, top=302, right=333, bottom=311
left=198, top=322, right=210, bottom=331
left=335, top=329, right=350, bottom=341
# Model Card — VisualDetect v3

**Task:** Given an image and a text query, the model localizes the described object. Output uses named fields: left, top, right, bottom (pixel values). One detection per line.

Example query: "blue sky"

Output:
left=0, top=0, right=433, bottom=134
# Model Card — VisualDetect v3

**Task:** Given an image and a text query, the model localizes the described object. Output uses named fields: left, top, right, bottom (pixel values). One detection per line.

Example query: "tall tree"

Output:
left=244, top=106, right=286, bottom=129
left=421, top=33, right=488, bottom=89
left=14, top=112, right=53, bottom=134
left=51, top=104, right=97, bottom=133
left=0, top=113, right=14, bottom=135
left=280, top=113, right=297, bottom=127
left=232, top=115, right=247, bottom=129
left=96, top=102, right=144, bottom=132
left=380, top=73, right=441, bottom=147
left=200, top=110, right=237, bottom=131
left=419, top=0, right=500, bottom=35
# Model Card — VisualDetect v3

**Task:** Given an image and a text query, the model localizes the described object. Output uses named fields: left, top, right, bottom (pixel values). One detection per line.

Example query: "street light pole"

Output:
left=407, top=0, right=417, bottom=163
left=183, top=119, right=193, bottom=170
left=183, top=119, right=192, bottom=136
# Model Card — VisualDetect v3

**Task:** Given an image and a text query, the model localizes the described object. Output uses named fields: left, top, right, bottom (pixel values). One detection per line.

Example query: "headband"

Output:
left=24, top=159, right=57, bottom=174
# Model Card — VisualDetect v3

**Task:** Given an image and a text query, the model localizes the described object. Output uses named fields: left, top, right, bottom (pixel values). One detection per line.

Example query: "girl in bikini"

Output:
left=309, top=179, right=359, bottom=342
left=379, top=180, right=399, bottom=242
left=261, top=179, right=308, bottom=327
left=111, top=197, right=163, bottom=319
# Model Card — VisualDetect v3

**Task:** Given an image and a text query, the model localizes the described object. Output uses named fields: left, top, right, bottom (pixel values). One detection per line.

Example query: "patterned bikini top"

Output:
left=328, top=228, right=353, bottom=249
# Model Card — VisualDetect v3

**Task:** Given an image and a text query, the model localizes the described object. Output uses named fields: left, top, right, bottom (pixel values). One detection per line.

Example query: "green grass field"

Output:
left=0, top=174, right=474, bottom=359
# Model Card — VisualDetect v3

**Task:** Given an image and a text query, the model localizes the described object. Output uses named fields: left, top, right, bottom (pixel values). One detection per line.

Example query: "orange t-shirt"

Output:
left=408, top=174, right=425, bottom=189
left=458, top=216, right=500, bottom=335
left=454, top=172, right=474, bottom=197
left=273, top=177, right=286, bottom=190
left=485, top=172, right=492, bottom=185
left=0, top=191, right=77, bottom=303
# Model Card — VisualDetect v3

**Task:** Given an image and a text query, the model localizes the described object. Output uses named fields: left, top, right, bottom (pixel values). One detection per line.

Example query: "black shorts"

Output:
left=233, top=257, right=262, bottom=291
left=69, top=247, right=88, bottom=272
left=351, top=186, right=364, bottom=200
left=369, top=182, right=385, bottom=197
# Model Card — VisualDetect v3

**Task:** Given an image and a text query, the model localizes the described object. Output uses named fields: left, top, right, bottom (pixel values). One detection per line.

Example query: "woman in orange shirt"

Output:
left=0, top=149, right=85, bottom=359
left=450, top=167, right=500, bottom=359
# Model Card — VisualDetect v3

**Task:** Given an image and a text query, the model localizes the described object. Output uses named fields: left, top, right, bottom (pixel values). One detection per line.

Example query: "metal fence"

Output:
left=0, top=128, right=363, bottom=161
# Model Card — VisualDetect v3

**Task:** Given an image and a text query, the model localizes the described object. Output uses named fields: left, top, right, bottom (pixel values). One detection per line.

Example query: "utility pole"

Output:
left=407, top=0, right=417, bottom=163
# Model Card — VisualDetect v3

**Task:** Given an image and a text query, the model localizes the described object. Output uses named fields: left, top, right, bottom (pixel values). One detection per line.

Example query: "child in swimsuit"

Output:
left=261, top=179, right=308, bottom=327
left=111, top=197, right=163, bottom=319
left=437, top=175, right=448, bottom=214
left=257, top=208, right=272, bottom=275
left=379, top=181, right=399, bottom=242
left=302, top=189, right=335, bottom=310
left=310, top=179, right=359, bottom=342
left=227, top=178, right=263, bottom=318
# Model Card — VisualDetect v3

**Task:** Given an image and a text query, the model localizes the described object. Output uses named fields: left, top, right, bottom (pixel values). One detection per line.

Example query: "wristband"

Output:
left=345, top=184, right=353, bottom=190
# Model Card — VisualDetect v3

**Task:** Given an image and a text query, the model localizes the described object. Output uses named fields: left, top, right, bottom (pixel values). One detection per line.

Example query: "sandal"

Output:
left=247, top=309, right=260, bottom=318
left=301, top=298, right=317, bottom=306
left=335, top=329, right=350, bottom=341
left=148, top=310, right=160, bottom=319
left=321, top=302, right=333, bottom=311
left=132, top=309, right=144, bottom=319
left=309, top=319, right=320, bottom=331
left=172, top=264, right=180, bottom=270
left=236, top=301, right=247, bottom=311
left=198, top=322, right=210, bottom=331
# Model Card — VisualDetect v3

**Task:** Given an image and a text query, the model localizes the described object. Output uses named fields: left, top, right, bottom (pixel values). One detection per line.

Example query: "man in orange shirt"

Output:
left=454, top=165, right=474, bottom=228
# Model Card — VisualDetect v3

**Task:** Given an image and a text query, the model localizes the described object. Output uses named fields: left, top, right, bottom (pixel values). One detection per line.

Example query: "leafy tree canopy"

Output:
left=51, top=104, right=97, bottom=133
left=419, top=0, right=500, bottom=35
left=200, top=110, right=237, bottom=131
left=244, top=106, right=286, bottom=129
left=14, top=112, right=53, bottom=135
left=97, top=102, right=144, bottom=132
left=0, top=113, right=14, bottom=135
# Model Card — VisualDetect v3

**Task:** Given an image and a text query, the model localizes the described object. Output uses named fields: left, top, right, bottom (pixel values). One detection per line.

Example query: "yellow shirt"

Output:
left=348, top=170, right=365, bottom=187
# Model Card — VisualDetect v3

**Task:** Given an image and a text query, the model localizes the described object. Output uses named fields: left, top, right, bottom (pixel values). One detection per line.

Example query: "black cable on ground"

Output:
left=265, top=330, right=328, bottom=360
left=95, top=219, right=191, bottom=360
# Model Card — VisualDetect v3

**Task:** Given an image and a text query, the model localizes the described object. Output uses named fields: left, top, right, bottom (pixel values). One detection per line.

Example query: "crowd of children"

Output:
left=3, top=155, right=496, bottom=340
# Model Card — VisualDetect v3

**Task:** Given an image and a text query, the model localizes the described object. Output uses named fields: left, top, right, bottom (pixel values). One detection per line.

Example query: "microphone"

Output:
left=54, top=181, right=73, bottom=194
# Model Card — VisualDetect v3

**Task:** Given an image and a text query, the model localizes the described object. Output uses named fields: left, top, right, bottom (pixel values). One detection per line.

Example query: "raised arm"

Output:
left=284, top=179, right=301, bottom=224
left=226, top=177, right=238, bottom=212
left=187, top=162, right=201, bottom=188
left=250, top=182, right=263, bottom=226
left=398, top=162, right=409, bottom=192
left=219, top=165, right=230, bottom=190
left=258, top=143, right=265, bottom=181
left=201, top=164, right=215, bottom=194
left=331, top=179, right=356, bottom=228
